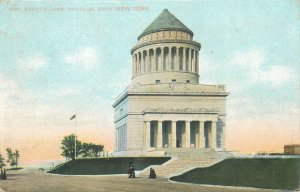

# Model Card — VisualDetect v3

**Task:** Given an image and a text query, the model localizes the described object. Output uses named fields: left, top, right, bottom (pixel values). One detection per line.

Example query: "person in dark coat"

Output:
left=0, top=169, right=6, bottom=180
left=128, top=166, right=135, bottom=178
left=3, top=169, right=6, bottom=180
left=149, top=167, right=156, bottom=179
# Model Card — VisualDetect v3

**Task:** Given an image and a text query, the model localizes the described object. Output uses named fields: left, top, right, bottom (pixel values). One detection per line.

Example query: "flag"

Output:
left=70, top=114, right=76, bottom=121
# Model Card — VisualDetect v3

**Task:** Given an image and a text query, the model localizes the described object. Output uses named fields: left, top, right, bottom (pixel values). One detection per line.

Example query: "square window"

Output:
left=186, top=80, right=190, bottom=83
left=156, top=80, right=160, bottom=84
left=172, top=79, right=176, bottom=83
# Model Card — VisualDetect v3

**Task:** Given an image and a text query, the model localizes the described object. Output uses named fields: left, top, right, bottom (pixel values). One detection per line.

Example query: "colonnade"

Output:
left=145, top=120, right=218, bottom=149
left=132, top=46, right=199, bottom=76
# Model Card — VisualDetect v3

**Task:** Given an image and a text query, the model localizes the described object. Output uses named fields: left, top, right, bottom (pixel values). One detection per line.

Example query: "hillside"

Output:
left=48, top=157, right=171, bottom=175
left=171, top=158, right=300, bottom=190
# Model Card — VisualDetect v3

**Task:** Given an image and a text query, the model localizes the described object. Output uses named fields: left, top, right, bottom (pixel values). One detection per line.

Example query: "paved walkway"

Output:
left=0, top=169, right=279, bottom=192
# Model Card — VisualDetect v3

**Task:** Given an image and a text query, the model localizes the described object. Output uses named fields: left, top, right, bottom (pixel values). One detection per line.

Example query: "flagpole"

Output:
left=74, top=114, right=77, bottom=160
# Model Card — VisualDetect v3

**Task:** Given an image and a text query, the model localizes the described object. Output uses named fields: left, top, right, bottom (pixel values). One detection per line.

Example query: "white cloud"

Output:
left=260, top=65, right=295, bottom=87
left=0, top=74, right=22, bottom=107
left=230, top=49, right=296, bottom=88
left=64, top=47, right=99, bottom=70
left=17, top=55, right=47, bottom=71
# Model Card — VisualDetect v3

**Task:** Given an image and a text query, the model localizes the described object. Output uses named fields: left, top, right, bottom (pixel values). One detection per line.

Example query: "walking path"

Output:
left=0, top=169, right=279, bottom=192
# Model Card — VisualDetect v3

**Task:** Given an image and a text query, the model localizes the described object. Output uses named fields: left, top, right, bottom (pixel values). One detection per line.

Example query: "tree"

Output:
left=61, top=134, right=82, bottom=161
left=6, top=148, right=17, bottom=167
left=0, top=153, right=5, bottom=170
left=15, top=150, right=20, bottom=167
left=81, top=143, right=104, bottom=157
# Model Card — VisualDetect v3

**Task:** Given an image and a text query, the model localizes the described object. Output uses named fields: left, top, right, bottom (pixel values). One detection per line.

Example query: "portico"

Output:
left=143, top=111, right=220, bottom=150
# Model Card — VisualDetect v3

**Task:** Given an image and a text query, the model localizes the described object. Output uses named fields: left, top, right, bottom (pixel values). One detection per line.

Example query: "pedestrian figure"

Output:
left=148, top=167, right=156, bottom=179
left=3, top=169, right=6, bottom=180
left=128, top=166, right=135, bottom=178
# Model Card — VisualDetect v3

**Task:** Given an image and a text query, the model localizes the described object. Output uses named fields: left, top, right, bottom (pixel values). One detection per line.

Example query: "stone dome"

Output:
left=138, top=9, right=193, bottom=40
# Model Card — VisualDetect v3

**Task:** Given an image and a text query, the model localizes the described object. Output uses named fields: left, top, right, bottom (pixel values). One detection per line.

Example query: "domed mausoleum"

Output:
left=113, top=9, right=229, bottom=156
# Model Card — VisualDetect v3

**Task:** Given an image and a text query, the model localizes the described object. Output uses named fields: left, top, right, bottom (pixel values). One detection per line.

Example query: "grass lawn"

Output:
left=48, top=157, right=170, bottom=175
left=170, top=158, right=300, bottom=190
left=6, top=167, right=24, bottom=171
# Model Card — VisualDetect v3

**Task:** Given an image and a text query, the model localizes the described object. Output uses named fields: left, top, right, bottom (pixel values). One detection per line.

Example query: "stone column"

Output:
left=146, top=50, right=150, bottom=72
left=124, top=126, right=126, bottom=150
left=211, top=121, right=217, bottom=149
left=168, top=47, right=172, bottom=71
left=199, top=121, right=205, bottom=148
left=153, top=48, right=157, bottom=71
left=122, top=126, right=125, bottom=150
left=185, top=121, right=190, bottom=148
left=171, top=121, right=177, bottom=148
left=119, top=127, right=123, bottom=151
left=133, top=54, right=136, bottom=76
left=138, top=53, right=141, bottom=74
left=176, top=47, right=180, bottom=71
left=119, top=128, right=121, bottom=150
left=193, top=49, right=196, bottom=73
left=141, top=51, right=144, bottom=74
left=188, top=48, right=192, bottom=72
left=135, top=54, right=138, bottom=75
left=182, top=47, right=186, bottom=71
left=132, top=55, right=134, bottom=76
left=195, top=51, right=198, bottom=73
left=157, top=121, right=163, bottom=148
left=146, top=121, right=151, bottom=148
left=160, top=47, right=163, bottom=71
left=221, top=121, right=225, bottom=150
left=136, top=53, right=139, bottom=75
left=116, top=128, right=118, bottom=151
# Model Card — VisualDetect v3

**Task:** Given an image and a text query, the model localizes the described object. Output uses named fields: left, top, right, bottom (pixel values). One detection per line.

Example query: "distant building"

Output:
left=284, top=144, right=300, bottom=155
left=113, top=9, right=229, bottom=156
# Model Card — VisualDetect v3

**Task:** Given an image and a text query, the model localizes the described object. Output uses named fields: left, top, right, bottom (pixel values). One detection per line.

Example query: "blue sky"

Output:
left=0, top=0, right=299, bottom=164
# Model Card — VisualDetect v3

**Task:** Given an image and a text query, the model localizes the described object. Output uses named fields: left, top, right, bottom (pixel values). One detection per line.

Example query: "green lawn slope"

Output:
left=170, top=158, right=300, bottom=190
left=48, top=157, right=170, bottom=175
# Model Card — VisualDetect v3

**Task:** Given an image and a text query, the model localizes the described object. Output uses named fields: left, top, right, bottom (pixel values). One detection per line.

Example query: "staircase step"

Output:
left=141, top=150, right=232, bottom=178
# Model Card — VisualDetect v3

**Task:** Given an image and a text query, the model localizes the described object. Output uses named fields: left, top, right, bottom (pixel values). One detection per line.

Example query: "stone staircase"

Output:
left=141, top=148, right=232, bottom=178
